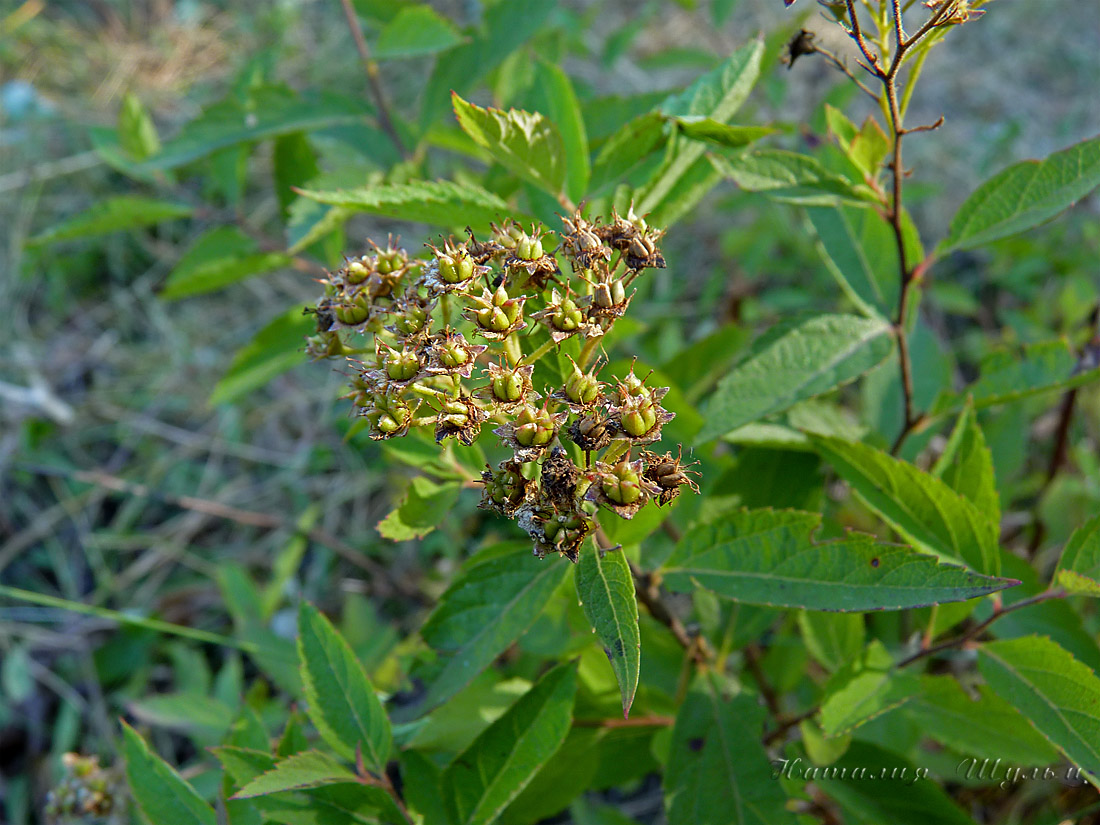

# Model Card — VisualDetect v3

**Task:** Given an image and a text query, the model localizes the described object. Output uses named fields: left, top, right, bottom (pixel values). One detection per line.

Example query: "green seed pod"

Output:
left=385, top=349, right=420, bottom=381
left=346, top=259, right=371, bottom=285
left=493, top=372, right=524, bottom=402
left=564, top=362, right=600, bottom=406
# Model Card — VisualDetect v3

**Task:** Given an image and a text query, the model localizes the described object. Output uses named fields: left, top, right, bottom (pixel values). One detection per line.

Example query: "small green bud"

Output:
left=346, top=260, right=370, bottom=284
left=514, top=405, right=555, bottom=447
left=439, top=341, right=469, bottom=368
left=602, top=460, right=642, bottom=504
left=565, top=363, right=599, bottom=405
left=492, top=372, right=524, bottom=402
left=385, top=349, right=420, bottom=381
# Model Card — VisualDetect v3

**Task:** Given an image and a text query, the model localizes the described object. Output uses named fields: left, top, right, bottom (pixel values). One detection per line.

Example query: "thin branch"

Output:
left=894, top=589, right=1067, bottom=669
left=338, top=0, right=408, bottom=158
left=762, top=589, right=1067, bottom=745
left=814, top=45, right=880, bottom=101
left=573, top=715, right=674, bottom=729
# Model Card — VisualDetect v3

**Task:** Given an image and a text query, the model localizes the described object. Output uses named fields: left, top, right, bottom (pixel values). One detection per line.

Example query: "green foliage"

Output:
left=663, top=509, right=1014, bottom=610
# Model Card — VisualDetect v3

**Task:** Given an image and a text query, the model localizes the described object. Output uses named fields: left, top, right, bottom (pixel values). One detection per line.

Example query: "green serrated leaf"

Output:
left=375, top=4, right=463, bottom=59
left=30, top=196, right=192, bottom=246
left=664, top=677, right=795, bottom=825
left=662, top=509, right=1016, bottom=610
left=161, top=227, right=291, bottom=300
left=979, top=635, right=1100, bottom=788
left=122, top=722, right=216, bottom=825
left=819, top=641, right=921, bottom=736
left=638, top=39, right=763, bottom=215
left=1054, top=515, right=1100, bottom=596
left=575, top=544, right=640, bottom=717
left=376, top=477, right=461, bottom=541
left=233, top=751, right=358, bottom=798
left=416, top=544, right=570, bottom=715
left=297, top=602, right=392, bottom=771
left=443, top=664, right=577, bottom=825
left=932, top=400, right=1000, bottom=524
left=452, top=93, right=567, bottom=197
left=210, top=309, right=313, bottom=406
left=811, top=434, right=1000, bottom=575
left=698, top=314, right=894, bottom=443
left=298, top=179, right=513, bottom=232
left=939, top=135, right=1100, bottom=253
left=710, top=150, right=873, bottom=206
left=902, top=675, right=1058, bottom=766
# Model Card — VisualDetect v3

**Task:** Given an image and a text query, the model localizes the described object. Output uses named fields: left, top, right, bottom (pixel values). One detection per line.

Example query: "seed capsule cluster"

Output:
left=306, top=208, right=699, bottom=562
left=45, top=753, right=120, bottom=823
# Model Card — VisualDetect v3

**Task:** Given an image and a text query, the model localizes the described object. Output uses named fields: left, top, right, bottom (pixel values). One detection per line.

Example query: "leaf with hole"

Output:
left=575, top=544, right=640, bottom=717
left=811, top=435, right=1000, bottom=575
left=663, top=509, right=1015, bottom=611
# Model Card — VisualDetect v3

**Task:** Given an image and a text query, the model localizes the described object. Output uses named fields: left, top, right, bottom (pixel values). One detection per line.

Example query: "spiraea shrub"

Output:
left=19, top=1, right=1100, bottom=823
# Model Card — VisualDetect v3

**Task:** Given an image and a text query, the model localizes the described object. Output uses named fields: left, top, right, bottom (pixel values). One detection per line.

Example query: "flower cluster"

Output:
left=306, top=208, right=699, bottom=562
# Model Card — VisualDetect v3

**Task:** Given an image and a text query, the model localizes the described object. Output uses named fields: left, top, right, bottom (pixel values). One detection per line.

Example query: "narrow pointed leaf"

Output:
left=939, top=135, right=1100, bottom=253
left=698, top=314, right=894, bottom=444
left=233, top=751, right=358, bottom=798
left=298, top=179, right=513, bottom=232
left=1054, top=515, right=1100, bottom=596
left=932, top=400, right=1000, bottom=524
left=638, top=39, right=763, bottom=215
left=979, top=636, right=1100, bottom=788
left=443, top=664, right=577, bottom=825
left=297, top=602, right=392, bottom=772
left=452, top=93, right=567, bottom=197
left=122, top=722, right=215, bottom=825
left=210, top=309, right=313, bottom=406
left=161, top=227, right=291, bottom=299
left=710, top=150, right=872, bottom=206
left=417, top=544, right=570, bottom=714
left=819, top=641, right=921, bottom=736
left=30, top=196, right=192, bottom=245
left=575, top=544, right=640, bottom=717
left=674, top=118, right=775, bottom=149
left=664, top=677, right=795, bottom=825
left=811, top=435, right=1000, bottom=575
left=142, top=88, right=368, bottom=171
left=663, top=509, right=1016, bottom=611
